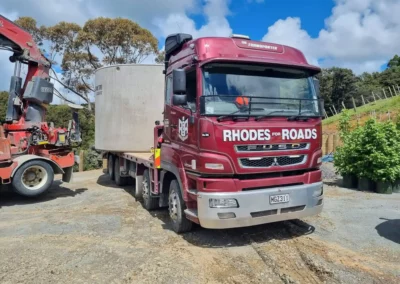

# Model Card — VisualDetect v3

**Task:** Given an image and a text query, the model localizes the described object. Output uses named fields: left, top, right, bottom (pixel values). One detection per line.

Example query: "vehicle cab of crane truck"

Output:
left=162, top=33, right=324, bottom=229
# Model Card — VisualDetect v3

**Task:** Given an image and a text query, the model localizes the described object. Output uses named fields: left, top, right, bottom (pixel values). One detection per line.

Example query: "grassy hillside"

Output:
left=323, top=95, right=400, bottom=132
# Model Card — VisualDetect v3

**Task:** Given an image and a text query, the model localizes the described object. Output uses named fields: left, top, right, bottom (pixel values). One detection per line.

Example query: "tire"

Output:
left=114, top=156, right=130, bottom=186
left=142, top=169, right=159, bottom=210
left=168, top=180, right=193, bottom=233
left=108, top=154, right=115, bottom=180
left=12, top=160, right=54, bottom=197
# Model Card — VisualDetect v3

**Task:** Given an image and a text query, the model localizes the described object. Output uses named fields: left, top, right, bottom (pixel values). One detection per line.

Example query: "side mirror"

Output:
left=173, top=69, right=186, bottom=94
left=172, top=94, right=187, bottom=106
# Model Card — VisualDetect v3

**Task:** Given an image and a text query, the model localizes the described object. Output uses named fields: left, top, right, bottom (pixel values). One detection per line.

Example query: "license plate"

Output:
left=270, top=194, right=290, bottom=204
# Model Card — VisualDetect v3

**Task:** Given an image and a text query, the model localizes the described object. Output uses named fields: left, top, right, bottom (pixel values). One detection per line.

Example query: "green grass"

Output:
left=323, top=95, right=400, bottom=126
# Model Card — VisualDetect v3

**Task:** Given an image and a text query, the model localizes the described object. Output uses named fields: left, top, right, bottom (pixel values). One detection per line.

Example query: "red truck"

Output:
left=0, top=15, right=81, bottom=197
left=95, top=33, right=324, bottom=233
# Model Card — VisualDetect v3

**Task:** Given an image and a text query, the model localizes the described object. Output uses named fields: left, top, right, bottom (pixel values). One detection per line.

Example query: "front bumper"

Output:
left=196, top=182, right=323, bottom=229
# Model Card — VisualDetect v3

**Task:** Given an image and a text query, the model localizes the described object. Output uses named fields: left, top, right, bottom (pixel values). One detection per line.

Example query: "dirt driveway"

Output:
left=0, top=169, right=399, bottom=284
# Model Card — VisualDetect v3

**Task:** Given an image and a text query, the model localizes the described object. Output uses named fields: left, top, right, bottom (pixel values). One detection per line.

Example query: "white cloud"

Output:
left=153, top=0, right=232, bottom=39
left=262, top=0, right=400, bottom=74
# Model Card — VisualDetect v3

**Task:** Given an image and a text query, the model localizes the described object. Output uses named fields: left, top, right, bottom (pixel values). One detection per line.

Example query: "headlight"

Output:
left=209, top=198, right=239, bottom=208
left=205, top=163, right=224, bottom=170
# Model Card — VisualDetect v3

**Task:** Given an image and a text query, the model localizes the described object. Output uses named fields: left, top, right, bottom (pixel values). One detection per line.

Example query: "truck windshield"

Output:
left=201, top=63, right=322, bottom=118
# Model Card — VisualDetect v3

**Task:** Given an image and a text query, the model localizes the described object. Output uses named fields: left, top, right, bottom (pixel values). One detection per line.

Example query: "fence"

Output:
left=323, top=84, right=400, bottom=119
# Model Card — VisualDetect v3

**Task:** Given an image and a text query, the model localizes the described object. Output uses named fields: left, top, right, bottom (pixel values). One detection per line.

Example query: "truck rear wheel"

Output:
left=142, top=169, right=159, bottom=210
left=12, top=160, right=54, bottom=197
left=114, top=156, right=130, bottom=186
left=168, top=180, right=193, bottom=233
left=108, top=154, right=115, bottom=180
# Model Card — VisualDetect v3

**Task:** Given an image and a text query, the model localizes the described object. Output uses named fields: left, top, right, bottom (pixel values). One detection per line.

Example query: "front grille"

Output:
left=239, top=155, right=306, bottom=168
left=236, top=143, right=308, bottom=152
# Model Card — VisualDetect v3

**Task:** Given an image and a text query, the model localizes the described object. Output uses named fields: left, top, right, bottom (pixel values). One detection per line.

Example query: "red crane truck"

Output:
left=96, top=33, right=324, bottom=233
left=0, top=15, right=81, bottom=197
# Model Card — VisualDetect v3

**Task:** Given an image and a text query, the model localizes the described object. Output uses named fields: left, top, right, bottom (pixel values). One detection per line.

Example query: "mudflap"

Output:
left=62, top=166, right=73, bottom=183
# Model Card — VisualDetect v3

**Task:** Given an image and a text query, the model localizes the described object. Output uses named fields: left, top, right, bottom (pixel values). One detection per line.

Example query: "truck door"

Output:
left=168, top=69, right=198, bottom=149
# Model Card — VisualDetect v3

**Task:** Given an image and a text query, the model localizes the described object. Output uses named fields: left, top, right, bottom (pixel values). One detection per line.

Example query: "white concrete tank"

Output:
left=94, top=64, right=165, bottom=152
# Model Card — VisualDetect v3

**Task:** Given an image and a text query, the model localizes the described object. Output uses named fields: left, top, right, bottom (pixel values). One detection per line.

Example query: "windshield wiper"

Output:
left=217, top=109, right=250, bottom=122
left=255, top=110, right=296, bottom=121
left=287, top=110, right=316, bottom=121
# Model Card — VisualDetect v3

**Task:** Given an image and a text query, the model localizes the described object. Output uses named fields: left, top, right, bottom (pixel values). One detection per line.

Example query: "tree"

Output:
left=155, top=50, right=165, bottom=64
left=14, top=16, right=159, bottom=110
left=387, top=55, right=400, bottom=69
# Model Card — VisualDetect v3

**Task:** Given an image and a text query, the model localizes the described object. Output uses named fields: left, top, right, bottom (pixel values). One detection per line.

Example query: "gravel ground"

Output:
left=0, top=166, right=399, bottom=284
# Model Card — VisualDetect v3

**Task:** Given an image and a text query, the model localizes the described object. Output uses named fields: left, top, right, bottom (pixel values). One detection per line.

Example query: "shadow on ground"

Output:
left=0, top=180, right=87, bottom=207
left=97, top=173, right=316, bottom=248
left=375, top=218, right=400, bottom=244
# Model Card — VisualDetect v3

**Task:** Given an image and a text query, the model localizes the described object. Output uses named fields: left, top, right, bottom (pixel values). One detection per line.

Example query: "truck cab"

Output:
left=160, top=33, right=324, bottom=230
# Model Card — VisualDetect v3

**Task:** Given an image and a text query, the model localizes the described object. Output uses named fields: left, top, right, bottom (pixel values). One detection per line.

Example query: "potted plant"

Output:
left=367, top=121, right=400, bottom=194
left=334, top=110, right=359, bottom=188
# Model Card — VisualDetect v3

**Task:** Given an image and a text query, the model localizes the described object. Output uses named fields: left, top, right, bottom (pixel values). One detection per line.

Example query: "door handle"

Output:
left=170, top=124, right=177, bottom=129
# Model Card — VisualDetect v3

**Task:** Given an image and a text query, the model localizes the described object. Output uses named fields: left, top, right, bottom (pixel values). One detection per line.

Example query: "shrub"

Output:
left=335, top=117, right=400, bottom=183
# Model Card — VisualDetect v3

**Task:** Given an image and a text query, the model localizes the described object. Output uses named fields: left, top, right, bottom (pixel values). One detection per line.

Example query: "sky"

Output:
left=1, top=0, right=400, bottom=104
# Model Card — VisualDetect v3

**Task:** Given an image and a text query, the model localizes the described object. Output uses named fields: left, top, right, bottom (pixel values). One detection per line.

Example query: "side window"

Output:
left=186, top=70, right=197, bottom=112
left=165, top=75, right=172, bottom=105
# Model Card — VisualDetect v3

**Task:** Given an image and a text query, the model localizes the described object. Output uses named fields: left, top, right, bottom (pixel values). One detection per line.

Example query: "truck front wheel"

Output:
left=12, top=160, right=54, bottom=197
left=168, top=180, right=193, bottom=233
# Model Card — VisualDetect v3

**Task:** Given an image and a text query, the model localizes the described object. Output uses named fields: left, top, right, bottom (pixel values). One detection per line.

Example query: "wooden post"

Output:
left=329, top=106, right=334, bottom=116
left=361, top=95, right=366, bottom=105
left=332, top=105, right=338, bottom=115
left=383, top=88, right=388, bottom=99
left=392, top=86, right=398, bottom=96
left=323, top=109, right=328, bottom=119
left=389, top=87, right=394, bottom=97
left=352, top=97, right=357, bottom=112
left=322, top=134, right=329, bottom=156
left=333, top=134, right=339, bottom=152
left=79, top=150, right=84, bottom=172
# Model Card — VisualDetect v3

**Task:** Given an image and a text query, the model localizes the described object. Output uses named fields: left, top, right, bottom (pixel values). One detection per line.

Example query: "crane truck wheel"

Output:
left=12, top=160, right=54, bottom=197
left=108, top=154, right=115, bottom=180
left=168, top=180, right=193, bottom=233
left=142, top=169, right=159, bottom=210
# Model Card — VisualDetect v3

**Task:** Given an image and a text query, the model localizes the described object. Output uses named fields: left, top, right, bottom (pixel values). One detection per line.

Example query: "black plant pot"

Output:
left=392, top=180, right=400, bottom=193
left=375, top=181, right=393, bottom=194
left=357, top=177, right=376, bottom=192
left=342, top=174, right=358, bottom=188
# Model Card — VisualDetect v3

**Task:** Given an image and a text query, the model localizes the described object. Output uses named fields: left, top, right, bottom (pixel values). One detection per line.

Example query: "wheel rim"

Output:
left=21, top=165, right=48, bottom=191
left=169, top=190, right=179, bottom=221
left=142, top=177, right=149, bottom=200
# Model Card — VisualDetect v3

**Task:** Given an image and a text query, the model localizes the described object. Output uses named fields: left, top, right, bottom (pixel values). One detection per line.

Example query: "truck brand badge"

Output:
left=271, top=158, right=279, bottom=166
left=178, top=117, right=188, bottom=141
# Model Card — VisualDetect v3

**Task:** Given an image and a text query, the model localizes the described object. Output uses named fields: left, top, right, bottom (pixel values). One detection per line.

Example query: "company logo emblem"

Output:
left=271, top=157, right=280, bottom=166
left=178, top=116, right=188, bottom=141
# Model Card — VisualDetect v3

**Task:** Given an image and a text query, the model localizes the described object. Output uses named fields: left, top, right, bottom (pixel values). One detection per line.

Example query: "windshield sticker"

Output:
left=223, top=128, right=317, bottom=142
